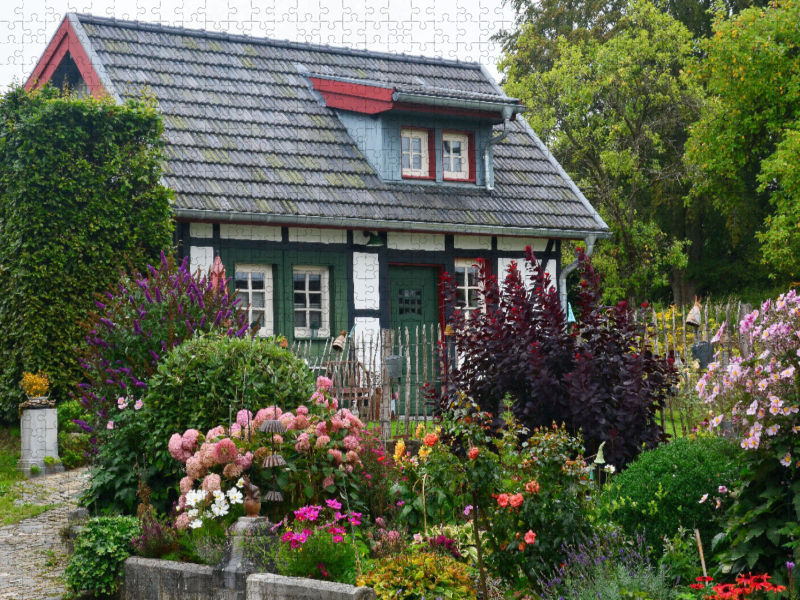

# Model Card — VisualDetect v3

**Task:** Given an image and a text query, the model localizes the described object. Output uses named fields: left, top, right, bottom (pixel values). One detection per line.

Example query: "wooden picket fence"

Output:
left=290, top=325, right=447, bottom=440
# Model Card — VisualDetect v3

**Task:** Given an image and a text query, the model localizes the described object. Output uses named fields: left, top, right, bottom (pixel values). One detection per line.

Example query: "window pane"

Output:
left=453, top=158, right=461, bottom=172
left=468, top=289, right=479, bottom=307
left=309, top=293, right=322, bottom=309
left=467, top=267, right=477, bottom=287
left=235, top=273, right=248, bottom=289
left=235, top=292, right=249, bottom=305
left=294, top=293, right=306, bottom=308
left=293, top=273, right=305, bottom=291
left=309, top=312, right=322, bottom=329
left=251, top=292, right=265, bottom=308
left=294, top=311, right=307, bottom=328
left=452, top=141, right=461, bottom=155
left=443, top=158, right=450, bottom=172
left=308, top=274, right=321, bottom=291
left=443, top=141, right=450, bottom=154
left=412, top=137, right=421, bottom=153
left=251, top=310, right=264, bottom=327
left=455, top=266, right=465, bottom=284
left=402, top=137, right=409, bottom=151
left=412, top=155, right=421, bottom=170
left=402, top=154, right=410, bottom=169
left=456, top=288, right=465, bottom=306
left=250, top=273, right=264, bottom=290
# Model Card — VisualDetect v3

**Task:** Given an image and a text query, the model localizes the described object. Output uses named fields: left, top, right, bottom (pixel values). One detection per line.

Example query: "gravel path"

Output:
left=0, top=468, right=89, bottom=600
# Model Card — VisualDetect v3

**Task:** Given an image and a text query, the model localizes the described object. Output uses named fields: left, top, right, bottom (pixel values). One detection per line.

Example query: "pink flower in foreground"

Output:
left=236, top=409, right=253, bottom=427
left=206, top=426, right=226, bottom=440
left=235, top=451, right=253, bottom=470
left=175, top=513, right=190, bottom=530
left=296, top=405, right=309, bottom=416
left=107, top=421, right=115, bottom=430
left=317, top=376, right=333, bottom=391
left=214, top=438, right=238, bottom=464
left=322, top=475, right=335, bottom=488
left=179, top=476, right=194, bottom=494
left=201, top=473, right=221, bottom=492
left=524, top=530, right=537, bottom=545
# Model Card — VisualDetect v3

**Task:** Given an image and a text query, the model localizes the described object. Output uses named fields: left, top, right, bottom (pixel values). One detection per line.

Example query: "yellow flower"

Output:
left=415, top=423, right=425, bottom=439
left=394, top=439, right=406, bottom=463
left=418, top=446, right=431, bottom=461
left=20, top=371, right=49, bottom=397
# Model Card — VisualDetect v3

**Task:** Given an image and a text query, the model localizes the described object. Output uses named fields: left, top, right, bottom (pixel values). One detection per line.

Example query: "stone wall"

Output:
left=120, top=558, right=376, bottom=600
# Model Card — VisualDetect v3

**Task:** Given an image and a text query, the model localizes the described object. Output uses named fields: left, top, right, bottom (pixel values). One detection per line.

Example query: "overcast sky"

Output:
left=0, top=0, right=517, bottom=92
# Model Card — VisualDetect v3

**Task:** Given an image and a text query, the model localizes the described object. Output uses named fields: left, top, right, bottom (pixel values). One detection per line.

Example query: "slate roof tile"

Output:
left=74, top=13, right=608, bottom=236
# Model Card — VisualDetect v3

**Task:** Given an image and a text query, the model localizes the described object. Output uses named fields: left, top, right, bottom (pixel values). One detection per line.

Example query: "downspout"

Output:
left=559, top=234, right=597, bottom=317
left=484, top=106, right=514, bottom=191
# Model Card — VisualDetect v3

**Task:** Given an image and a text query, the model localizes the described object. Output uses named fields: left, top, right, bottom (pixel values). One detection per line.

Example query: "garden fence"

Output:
left=288, top=301, right=747, bottom=441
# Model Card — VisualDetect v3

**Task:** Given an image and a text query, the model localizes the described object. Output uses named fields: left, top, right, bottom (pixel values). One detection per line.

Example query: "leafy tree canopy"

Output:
left=0, top=86, right=173, bottom=420
left=502, top=0, right=700, bottom=301
left=686, top=0, right=800, bottom=280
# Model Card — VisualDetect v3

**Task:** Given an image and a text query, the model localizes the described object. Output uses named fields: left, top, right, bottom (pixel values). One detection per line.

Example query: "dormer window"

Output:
left=401, top=128, right=434, bottom=180
left=443, top=131, right=475, bottom=182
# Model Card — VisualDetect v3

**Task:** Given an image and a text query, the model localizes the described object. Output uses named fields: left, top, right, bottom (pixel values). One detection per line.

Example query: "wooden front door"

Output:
left=388, top=265, right=440, bottom=418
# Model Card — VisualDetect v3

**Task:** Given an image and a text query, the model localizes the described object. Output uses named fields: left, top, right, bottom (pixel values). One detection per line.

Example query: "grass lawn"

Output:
left=0, top=427, right=54, bottom=526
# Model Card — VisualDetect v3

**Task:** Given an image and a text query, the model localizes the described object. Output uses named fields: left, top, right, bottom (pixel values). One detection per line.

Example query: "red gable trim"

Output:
left=309, top=77, right=395, bottom=114
left=25, top=17, right=106, bottom=96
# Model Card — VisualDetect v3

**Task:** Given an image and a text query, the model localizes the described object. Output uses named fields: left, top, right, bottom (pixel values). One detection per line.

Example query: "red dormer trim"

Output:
left=309, top=78, right=395, bottom=114
left=25, top=16, right=106, bottom=96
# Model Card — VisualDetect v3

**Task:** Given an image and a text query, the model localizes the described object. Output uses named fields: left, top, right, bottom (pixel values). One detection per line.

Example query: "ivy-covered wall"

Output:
left=0, top=86, right=173, bottom=420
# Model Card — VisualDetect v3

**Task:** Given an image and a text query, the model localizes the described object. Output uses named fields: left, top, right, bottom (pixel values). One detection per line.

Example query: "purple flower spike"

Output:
left=144, top=289, right=154, bottom=304
left=199, top=315, right=206, bottom=327
left=148, top=265, right=158, bottom=278
left=95, top=301, right=106, bottom=310
left=74, top=419, right=95, bottom=433
left=155, top=288, right=162, bottom=303
left=186, top=320, right=194, bottom=334
left=99, top=318, right=115, bottom=329
left=150, top=350, right=160, bottom=361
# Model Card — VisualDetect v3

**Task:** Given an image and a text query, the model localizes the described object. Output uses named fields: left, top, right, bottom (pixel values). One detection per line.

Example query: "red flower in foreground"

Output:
left=468, top=447, right=479, bottom=460
left=423, top=433, right=439, bottom=447
left=497, top=493, right=510, bottom=508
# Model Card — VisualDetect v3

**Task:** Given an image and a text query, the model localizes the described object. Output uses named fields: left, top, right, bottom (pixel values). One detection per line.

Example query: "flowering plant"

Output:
left=170, top=377, right=366, bottom=514
left=267, top=500, right=362, bottom=584
left=20, top=371, right=49, bottom=398
left=697, top=290, right=799, bottom=579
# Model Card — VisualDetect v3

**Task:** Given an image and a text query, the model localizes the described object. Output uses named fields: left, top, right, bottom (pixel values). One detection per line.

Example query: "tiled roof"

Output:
left=72, top=13, right=609, bottom=237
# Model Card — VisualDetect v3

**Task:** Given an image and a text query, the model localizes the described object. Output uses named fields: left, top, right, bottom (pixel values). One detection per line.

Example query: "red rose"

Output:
left=468, top=447, right=479, bottom=460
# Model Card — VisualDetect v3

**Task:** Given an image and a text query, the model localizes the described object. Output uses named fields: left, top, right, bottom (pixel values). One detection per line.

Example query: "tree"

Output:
left=0, top=86, right=173, bottom=419
left=502, top=0, right=702, bottom=302
left=685, top=0, right=800, bottom=280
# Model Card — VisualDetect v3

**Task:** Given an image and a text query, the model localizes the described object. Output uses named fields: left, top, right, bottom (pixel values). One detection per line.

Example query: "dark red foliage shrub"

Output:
left=76, top=252, right=249, bottom=428
left=439, top=246, right=676, bottom=468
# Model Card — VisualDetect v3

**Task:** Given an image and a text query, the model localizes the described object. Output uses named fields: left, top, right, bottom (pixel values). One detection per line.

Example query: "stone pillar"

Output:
left=18, top=403, right=62, bottom=476
left=213, top=516, right=275, bottom=600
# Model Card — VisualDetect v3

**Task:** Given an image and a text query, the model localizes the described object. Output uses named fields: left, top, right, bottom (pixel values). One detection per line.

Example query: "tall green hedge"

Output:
left=0, top=86, right=173, bottom=419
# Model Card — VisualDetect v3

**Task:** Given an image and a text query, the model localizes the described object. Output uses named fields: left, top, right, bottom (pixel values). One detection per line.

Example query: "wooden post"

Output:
left=422, top=324, right=429, bottom=429
left=380, top=329, right=393, bottom=440
left=415, top=325, right=421, bottom=424
left=404, top=327, right=411, bottom=436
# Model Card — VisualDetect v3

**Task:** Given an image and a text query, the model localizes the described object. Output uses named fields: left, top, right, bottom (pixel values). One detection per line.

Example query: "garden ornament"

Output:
left=209, top=255, right=226, bottom=291
left=242, top=475, right=261, bottom=517
left=593, top=441, right=606, bottom=465
left=687, top=297, right=702, bottom=328
left=332, top=330, right=348, bottom=352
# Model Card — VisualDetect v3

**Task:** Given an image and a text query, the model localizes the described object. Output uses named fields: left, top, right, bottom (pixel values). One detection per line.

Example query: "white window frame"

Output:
left=442, top=132, right=470, bottom=181
left=401, top=128, right=430, bottom=178
left=454, top=259, right=482, bottom=316
left=234, top=265, right=274, bottom=336
left=293, top=266, right=331, bottom=339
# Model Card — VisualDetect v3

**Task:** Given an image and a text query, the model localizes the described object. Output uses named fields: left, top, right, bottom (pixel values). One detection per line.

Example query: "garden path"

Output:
left=0, top=468, right=89, bottom=600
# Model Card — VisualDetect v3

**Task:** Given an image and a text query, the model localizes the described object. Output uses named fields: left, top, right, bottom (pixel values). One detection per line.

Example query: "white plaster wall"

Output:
left=353, top=317, right=383, bottom=370
left=352, top=231, right=373, bottom=246
left=498, top=256, right=557, bottom=292
left=190, top=246, right=214, bottom=275
left=190, top=222, right=213, bottom=238
left=289, top=228, right=347, bottom=244
left=220, top=224, right=281, bottom=241
left=454, top=235, right=492, bottom=250
left=387, top=232, right=445, bottom=251
left=353, top=252, right=380, bottom=310
left=497, top=237, right=548, bottom=252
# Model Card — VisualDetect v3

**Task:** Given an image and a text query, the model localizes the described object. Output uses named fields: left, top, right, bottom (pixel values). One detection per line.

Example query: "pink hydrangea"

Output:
left=179, top=476, right=194, bottom=494
left=328, top=449, right=343, bottom=465
left=175, top=513, right=190, bottom=530
left=236, top=409, right=253, bottom=427
left=344, top=464, right=353, bottom=474
left=272, top=434, right=284, bottom=444
left=315, top=435, right=331, bottom=449
left=311, top=391, right=326, bottom=404
left=206, top=426, right=226, bottom=440
left=178, top=494, right=187, bottom=510
left=214, top=438, right=238, bottom=464
left=235, top=452, right=253, bottom=470
left=200, top=444, right=217, bottom=468
left=346, top=450, right=359, bottom=464
left=201, top=473, right=222, bottom=492
left=343, top=435, right=360, bottom=451
left=317, top=376, right=333, bottom=391
left=295, top=433, right=311, bottom=453
left=186, top=455, right=204, bottom=480
left=296, top=405, right=309, bottom=416
left=329, top=398, right=338, bottom=411
left=168, top=433, right=187, bottom=462
left=230, top=423, right=243, bottom=439
left=278, top=412, right=295, bottom=429
left=330, top=417, right=344, bottom=433
left=322, top=475, right=335, bottom=489
left=223, top=463, right=243, bottom=479
left=257, top=406, right=282, bottom=421
left=315, top=421, right=328, bottom=436
left=292, top=414, right=311, bottom=430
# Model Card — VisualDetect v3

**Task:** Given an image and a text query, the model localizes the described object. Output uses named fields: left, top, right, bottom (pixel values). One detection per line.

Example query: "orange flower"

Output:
left=423, top=433, right=439, bottom=447
left=518, top=542, right=526, bottom=551
left=497, top=493, right=510, bottom=508
left=468, top=447, right=479, bottom=460
left=525, top=480, right=540, bottom=494
left=509, top=493, right=524, bottom=508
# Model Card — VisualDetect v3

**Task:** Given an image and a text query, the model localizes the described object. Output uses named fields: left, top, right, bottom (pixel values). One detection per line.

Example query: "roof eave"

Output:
left=172, top=208, right=612, bottom=240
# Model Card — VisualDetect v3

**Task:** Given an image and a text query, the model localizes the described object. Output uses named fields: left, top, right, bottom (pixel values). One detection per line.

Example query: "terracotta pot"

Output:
left=244, top=498, right=261, bottom=518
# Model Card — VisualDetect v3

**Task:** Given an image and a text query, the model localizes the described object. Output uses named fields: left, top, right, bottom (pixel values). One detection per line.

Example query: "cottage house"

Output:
left=27, top=13, right=610, bottom=350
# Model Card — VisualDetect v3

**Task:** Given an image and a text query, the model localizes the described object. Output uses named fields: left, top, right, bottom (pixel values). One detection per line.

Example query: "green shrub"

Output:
left=273, top=529, right=358, bottom=584
left=82, top=333, right=314, bottom=514
left=57, top=400, right=89, bottom=434
left=358, top=552, right=476, bottom=600
left=57, top=431, right=91, bottom=470
left=0, top=86, right=172, bottom=421
left=600, top=435, right=740, bottom=552
left=65, top=516, right=140, bottom=597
